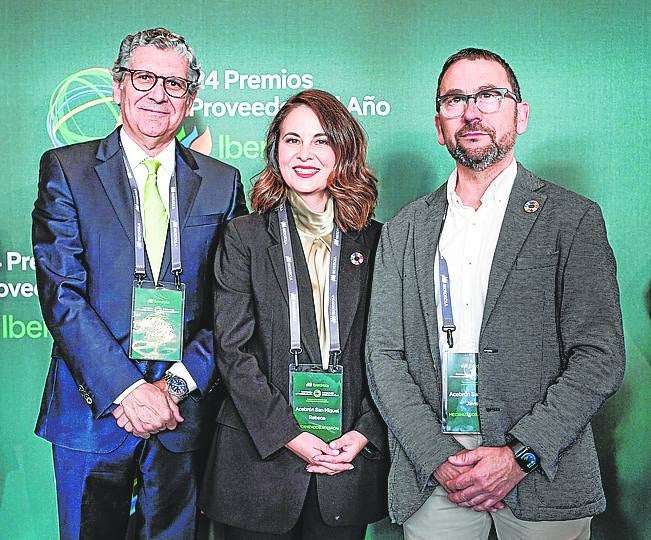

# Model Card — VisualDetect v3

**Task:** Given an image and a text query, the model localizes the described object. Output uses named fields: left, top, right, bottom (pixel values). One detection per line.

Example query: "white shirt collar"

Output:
left=119, top=128, right=176, bottom=177
left=446, top=158, right=518, bottom=209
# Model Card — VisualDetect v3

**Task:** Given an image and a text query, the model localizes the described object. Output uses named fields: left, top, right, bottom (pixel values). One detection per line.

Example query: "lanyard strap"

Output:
left=121, top=148, right=183, bottom=287
left=277, top=203, right=342, bottom=368
left=437, top=201, right=456, bottom=348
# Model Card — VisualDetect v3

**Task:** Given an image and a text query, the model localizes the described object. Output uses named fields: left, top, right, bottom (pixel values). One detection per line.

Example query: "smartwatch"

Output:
left=507, top=439, right=540, bottom=473
left=164, top=371, right=189, bottom=400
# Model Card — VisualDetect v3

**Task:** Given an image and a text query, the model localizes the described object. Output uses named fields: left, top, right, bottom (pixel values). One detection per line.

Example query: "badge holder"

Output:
left=441, top=352, right=480, bottom=434
left=129, top=272, right=185, bottom=362
left=289, top=351, right=344, bottom=443
left=277, top=204, right=344, bottom=443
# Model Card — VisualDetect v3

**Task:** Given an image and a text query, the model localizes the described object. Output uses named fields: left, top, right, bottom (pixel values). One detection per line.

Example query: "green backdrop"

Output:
left=1, top=1, right=649, bottom=538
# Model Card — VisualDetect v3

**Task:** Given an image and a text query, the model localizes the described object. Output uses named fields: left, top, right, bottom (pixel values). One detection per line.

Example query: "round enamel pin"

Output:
left=350, top=252, right=365, bottom=265
left=523, top=200, right=540, bottom=213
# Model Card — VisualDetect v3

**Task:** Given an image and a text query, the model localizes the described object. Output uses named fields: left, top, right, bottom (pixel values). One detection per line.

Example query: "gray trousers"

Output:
left=403, top=435, right=591, bottom=540
left=403, top=486, right=591, bottom=540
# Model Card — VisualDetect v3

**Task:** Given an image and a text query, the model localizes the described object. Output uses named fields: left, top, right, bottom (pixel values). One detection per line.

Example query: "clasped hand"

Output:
left=285, top=430, right=368, bottom=476
left=112, top=380, right=183, bottom=439
left=433, top=446, right=526, bottom=513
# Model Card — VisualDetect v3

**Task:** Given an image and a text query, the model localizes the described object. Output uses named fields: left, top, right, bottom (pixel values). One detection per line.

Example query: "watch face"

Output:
left=167, top=375, right=188, bottom=397
left=520, top=451, right=539, bottom=471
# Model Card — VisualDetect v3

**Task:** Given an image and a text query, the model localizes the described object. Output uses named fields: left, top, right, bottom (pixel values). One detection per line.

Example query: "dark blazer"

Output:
left=366, top=163, right=625, bottom=523
left=33, top=128, right=245, bottom=453
left=199, top=208, right=389, bottom=533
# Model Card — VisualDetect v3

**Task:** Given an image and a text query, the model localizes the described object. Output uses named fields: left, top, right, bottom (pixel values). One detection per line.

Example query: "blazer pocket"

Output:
left=186, top=213, right=224, bottom=227
left=216, top=399, right=247, bottom=432
left=515, top=251, right=559, bottom=270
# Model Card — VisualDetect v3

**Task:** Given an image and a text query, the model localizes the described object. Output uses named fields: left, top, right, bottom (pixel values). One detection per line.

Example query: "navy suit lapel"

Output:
left=415, top=185, right=447, bottom=371
left=480, top=164, right=547, bottom=335
left=94, top=132, right=203, bottom=281
left=159, top=143, right=202, bottom=279
left=94, top=130, right=134, bottom=245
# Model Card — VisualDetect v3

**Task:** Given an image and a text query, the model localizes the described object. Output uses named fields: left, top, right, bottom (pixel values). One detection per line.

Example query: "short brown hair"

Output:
left=436, top=48, right=522, bottom=106
left=250, top=89, right=378, bottom=232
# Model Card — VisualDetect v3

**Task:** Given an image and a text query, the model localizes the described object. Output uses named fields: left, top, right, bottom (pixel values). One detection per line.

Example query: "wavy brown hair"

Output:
left=250, top=89, right=377, bottom=232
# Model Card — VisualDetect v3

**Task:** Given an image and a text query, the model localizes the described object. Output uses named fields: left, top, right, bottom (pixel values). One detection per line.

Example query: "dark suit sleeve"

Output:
left=352, top=394, right=387, bottom=454
left=509, top=202, right=625, bottom=480
left=177, top=166, right=246, bottom=395
left=213, top=220, right=302, bottom=459
left=366, top=223, right=462, bottom=489
left=32, top=150, right=144, bottom=417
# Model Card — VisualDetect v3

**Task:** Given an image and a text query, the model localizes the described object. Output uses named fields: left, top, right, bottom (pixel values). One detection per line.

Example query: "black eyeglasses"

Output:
left=436, top=88, right=521, bottom=118
left=117, top=67, right=195, bottom=98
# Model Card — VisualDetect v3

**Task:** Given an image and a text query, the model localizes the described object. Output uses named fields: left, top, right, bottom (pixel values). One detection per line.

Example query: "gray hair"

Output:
left=112, top=27, right=201, bottom=93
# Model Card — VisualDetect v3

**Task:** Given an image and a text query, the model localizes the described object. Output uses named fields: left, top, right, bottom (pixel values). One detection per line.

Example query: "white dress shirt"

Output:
left=434, top=159, right=517, bottom=447
left=114, top=129, right=197, bottom=404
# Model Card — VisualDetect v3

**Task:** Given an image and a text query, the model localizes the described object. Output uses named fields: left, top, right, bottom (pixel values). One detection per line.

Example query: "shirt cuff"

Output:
left=114, top=379, right=146, bottom=405
left=167, top=363, right=198, bottom=393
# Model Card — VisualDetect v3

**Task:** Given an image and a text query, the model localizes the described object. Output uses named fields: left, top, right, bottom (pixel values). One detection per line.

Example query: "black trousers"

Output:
left=222, top=476, right=366, bottom=540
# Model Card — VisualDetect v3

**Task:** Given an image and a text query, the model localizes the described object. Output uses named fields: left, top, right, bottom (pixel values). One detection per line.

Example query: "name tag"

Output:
left=442, top=352, right=480, bottom=434
left=129, top=281, right=185, bottom=362
left=289, top=364, right=343, bottom=442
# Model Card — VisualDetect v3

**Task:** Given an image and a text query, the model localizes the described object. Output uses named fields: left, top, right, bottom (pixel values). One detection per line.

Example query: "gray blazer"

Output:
left=366, top=163, right=625, bottom=523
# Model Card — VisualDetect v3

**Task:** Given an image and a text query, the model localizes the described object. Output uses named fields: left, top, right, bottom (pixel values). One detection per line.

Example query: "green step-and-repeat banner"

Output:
left=1, top=1, right=649, bottom=538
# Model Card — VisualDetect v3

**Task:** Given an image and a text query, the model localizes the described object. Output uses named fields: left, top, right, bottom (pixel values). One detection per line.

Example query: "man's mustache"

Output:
left=456, top=121, right=496, bottom=139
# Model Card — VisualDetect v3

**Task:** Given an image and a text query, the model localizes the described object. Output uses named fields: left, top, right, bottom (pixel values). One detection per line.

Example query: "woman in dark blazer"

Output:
left=199, top=89, right=388, bottom=539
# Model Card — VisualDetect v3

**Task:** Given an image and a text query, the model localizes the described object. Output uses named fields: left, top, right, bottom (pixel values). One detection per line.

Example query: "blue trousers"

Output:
left=53, top=435, right=200, bottom=540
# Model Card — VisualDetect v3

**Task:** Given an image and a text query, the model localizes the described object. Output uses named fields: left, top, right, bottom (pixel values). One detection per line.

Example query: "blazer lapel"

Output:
left=335, top=231, right=366, bottom=355
left=159, top=143, right=202, bottom=278
left=268, top=211, right=289, bottom=305
left=415, top=185, right=448, bottom=371
left=266, top=207, right=321, bottom=365
left=480, top=164, right=547, bottom=334
left=94, top=129, right=134, bottom=245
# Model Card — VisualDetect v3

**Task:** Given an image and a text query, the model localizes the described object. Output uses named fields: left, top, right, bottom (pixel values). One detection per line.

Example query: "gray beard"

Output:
left=449, top=142, right=508, bottom=171
left=447, top=119, right=517, bottom=171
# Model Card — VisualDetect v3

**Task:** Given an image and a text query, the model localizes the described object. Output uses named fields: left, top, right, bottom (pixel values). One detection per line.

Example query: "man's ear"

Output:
left=516, top=102, right=529, bottom=135
left=435, top=114, right=446, bottom=146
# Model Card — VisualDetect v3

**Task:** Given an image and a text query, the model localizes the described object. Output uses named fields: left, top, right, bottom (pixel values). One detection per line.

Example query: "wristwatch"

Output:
left=507, top=439, right=540, bottom=473
left=164, top=371, right=189, bottom=400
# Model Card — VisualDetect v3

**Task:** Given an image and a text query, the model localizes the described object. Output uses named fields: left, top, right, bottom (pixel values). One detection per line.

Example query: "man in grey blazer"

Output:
left=366, top=48, right=625, bottom=539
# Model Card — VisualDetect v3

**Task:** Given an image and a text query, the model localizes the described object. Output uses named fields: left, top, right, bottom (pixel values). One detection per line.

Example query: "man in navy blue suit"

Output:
left=32, top=27, right=245, bottom=539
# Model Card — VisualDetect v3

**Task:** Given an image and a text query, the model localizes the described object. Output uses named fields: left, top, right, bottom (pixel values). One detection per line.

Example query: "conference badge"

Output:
left=441, top=352, right=480, bottom=433
left=129, top=281, right=185, bottom=362
left=289, top=364, right=343, bottom=442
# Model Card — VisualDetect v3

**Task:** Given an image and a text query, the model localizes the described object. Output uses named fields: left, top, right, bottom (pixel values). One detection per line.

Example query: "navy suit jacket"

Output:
left=33, top=128, right=245, bottom=453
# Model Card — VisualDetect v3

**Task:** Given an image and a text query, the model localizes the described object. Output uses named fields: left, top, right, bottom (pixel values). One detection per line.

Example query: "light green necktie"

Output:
left=142, top=158, right=168, bottom=281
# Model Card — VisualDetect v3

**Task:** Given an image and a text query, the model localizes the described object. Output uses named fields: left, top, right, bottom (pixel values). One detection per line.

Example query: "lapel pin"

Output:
left=350, top=252, right=365, bottom=266
left=523, top=200, right=540, bottom=213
